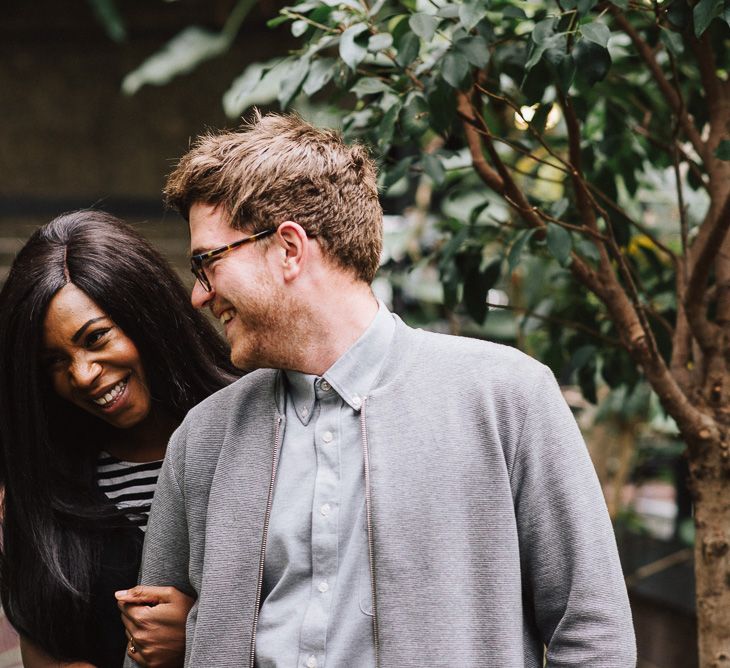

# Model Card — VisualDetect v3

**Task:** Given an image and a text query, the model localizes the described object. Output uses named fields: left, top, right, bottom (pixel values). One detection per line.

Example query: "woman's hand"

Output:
left=115, top=586, right=194, bottom=668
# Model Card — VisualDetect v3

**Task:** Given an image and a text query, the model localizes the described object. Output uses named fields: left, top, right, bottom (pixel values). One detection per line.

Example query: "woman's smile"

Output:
left=42, top=284, right=152, bottom=429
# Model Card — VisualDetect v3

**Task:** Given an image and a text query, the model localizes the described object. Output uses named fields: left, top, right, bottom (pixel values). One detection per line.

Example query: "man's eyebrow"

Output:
left=71, top=317, right=108, bottom=343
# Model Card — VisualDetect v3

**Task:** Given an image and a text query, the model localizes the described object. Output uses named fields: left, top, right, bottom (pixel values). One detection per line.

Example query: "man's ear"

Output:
left=275, top=221, right=309, bottom=281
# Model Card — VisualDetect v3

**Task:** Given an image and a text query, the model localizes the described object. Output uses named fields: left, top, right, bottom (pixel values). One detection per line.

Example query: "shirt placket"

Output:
left=298, top=381, right=341, bottom=668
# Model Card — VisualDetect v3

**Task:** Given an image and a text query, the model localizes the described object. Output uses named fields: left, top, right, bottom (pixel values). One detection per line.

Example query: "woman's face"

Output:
left=42, top=284, right=152, bottom=429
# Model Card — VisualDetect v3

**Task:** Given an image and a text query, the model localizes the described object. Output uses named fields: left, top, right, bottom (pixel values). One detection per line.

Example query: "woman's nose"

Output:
left=69, top=358, right=102, bottom=389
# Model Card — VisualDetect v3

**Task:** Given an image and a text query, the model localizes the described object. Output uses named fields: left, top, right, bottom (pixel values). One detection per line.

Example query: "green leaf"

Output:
left=463, top=257, right=501, bottom=325
left=278, top=57, right=310, bottom=108
left=409, top=13, right=440, bottom=41
left=302, top=58, right=336, bottom=96
left=577, top=357, right=597, bottom=403
left=525, top=34, right=563, bottom=71
left=396, top=32, right=420, bottom=67
left=459, top=1, right=488, bottom=31
left=545, top=43, right=576, bottom=92
left=368, top=33, right=393, bottom=51
left=611, top=0, right=628, bottom=8
left=382, top=156, right=414, bottom=189
left=377, top=102, right=401, bottom=151
left=546, top=223, right=573, bottom=266
left=442, top=51, right=470, bottom=89
left=454, top=35, right=489, bottom=68
left=570, top=344, right=597, bottom=373
left=401, top=94, right=430, bottom=137
left=532, top=18, right=555, bottom=45
left=438, top=4, right=460, bottom=18
left=88, top=0, right=127, bottom=42
left=507, top=229, right=536, bottom=272
left=439, top=227, right=469, bottom=272
left=572, top=40, right=611, bottom=85
left=694, top=0, right=723, bottom=37
left=350, top=77, right=392, bottom=97
left=714, top=139, right=730, bottom=160
left=267, top=15, right=290, bottom=28
left=422, top=154, right=446, bottom=185
left=550, top=197, right=569, bottom=218
left=667, top=0, right=691, bottom=27
left=502, top=6, right=527, bottom=19
left=223, top=58, right=284, bottom=117
left=292, top=19, right=309, bottom=37
left=529, top=103, right=552, bottom=134
left=428, top=77, right=457, bottom=134
left=580, top=21, right=611, bottom=47
left=321, top=0, right=361, bottom=9
left=340, top=23, right=369, bottom=70
left=577, top=0, right=598, bottom=15
left=122, top=26, right=230, bottom=95
left=660, top=27, right=684, bottom=56
left=287, top=1, right=320, bottom=12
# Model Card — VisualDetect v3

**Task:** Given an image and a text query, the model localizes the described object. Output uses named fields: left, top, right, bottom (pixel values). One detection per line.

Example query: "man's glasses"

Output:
left=190, top=227, right=277, bottom=292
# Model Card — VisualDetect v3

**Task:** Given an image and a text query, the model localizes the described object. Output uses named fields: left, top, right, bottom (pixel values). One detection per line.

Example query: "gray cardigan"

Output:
left=134, top=318, right=636, bottom=667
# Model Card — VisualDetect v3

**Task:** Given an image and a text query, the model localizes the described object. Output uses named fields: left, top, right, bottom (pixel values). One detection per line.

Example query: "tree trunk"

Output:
left=690, top=426, right=730, bottom=667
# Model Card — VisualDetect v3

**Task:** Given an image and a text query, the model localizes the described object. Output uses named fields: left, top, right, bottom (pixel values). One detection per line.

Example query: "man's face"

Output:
left=189, top=202, right=290, bottom=371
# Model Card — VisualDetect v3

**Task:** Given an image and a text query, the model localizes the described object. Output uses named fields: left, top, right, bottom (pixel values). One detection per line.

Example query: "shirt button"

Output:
left=306, top=656, right=317, bottom=668
left=320, top=503, right=331, bottom=516
left=322, top=431, right=333, bottom=443
left=318, top=580, right=329, bottom=593
left=352, top=395, right=362, bottom=409
left=320, top=380, right=331, bottom=392
left=300, top=407, right=309, bottom=418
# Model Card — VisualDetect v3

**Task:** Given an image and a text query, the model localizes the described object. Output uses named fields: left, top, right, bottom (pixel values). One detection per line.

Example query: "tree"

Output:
left=116, top=0, right=730, bottom=662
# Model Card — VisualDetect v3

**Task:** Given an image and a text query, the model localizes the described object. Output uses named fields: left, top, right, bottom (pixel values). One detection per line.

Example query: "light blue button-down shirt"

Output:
left=255, top=301, right=396, bottom=668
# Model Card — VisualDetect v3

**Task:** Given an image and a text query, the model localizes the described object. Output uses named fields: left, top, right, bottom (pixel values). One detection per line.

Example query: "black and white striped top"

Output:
left=95, top=452, right=163, bottom=532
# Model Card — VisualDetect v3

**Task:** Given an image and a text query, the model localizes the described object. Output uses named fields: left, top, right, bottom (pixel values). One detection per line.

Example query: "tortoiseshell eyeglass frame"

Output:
left=189, top=227, right=278, bottom=292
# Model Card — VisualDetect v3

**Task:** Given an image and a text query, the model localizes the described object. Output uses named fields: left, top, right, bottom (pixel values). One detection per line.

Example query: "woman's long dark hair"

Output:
left=0, top=210, right=238, bottom=658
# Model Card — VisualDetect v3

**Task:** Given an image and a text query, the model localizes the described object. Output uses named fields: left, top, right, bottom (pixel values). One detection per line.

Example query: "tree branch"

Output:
left=684, top=193, right=730, bottom=351
left=485, top=302, right=621, bottom=346
left=456, top=91, right=505, bottom=193
left=610, top=7, right=706, bottom=161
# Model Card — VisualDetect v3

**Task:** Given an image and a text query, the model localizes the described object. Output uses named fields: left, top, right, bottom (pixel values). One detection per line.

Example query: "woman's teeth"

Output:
left=220, top=310, right=234, bottom=325
left=93, top=379, right=127, bottom=406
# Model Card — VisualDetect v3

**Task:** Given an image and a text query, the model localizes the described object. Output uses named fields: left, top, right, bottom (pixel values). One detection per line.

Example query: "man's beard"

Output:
left=228, top=283, right=310, bottom=373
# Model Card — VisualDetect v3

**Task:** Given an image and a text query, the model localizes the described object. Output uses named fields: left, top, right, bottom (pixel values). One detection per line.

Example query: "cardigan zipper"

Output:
left=360, top=398, right=381, bottom=668
left=249, top=415, right=283, bottom=668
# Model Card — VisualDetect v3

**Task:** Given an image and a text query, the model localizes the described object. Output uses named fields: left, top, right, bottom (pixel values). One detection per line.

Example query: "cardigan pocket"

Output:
left=358, top=553, right=374, bottom=616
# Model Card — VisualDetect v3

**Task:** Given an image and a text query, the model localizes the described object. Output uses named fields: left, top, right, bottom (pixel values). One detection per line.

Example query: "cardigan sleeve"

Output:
left=510, top=365, right=637, bottom=667
left=136, top=424, right=193, bottom=596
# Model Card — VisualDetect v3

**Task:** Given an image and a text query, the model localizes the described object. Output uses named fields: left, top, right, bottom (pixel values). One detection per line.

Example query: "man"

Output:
left=124, top=113, right=636, bottom=667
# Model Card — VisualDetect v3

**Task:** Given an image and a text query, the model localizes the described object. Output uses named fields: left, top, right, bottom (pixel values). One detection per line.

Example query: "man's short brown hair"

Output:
left=165, top=112, right=383, bottom=284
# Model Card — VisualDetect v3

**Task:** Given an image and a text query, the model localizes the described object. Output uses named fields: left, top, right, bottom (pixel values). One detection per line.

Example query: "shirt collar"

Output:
left=323, top=300, right=395, bottom=412
left=285, top=300, right=396, bottom=422
left=284, top=370, right=317, bottom=426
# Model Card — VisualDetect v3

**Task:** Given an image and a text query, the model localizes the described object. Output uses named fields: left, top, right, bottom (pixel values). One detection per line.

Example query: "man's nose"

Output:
left=191, top=279, right=214, bottom=310
left=69, top=357, right=102, bottom=390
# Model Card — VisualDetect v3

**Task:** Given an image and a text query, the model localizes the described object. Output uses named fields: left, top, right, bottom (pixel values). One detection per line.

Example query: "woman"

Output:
left=0, top=211, right=238, bottom=667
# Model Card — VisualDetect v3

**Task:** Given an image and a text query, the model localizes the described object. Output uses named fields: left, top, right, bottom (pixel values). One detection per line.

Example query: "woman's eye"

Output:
left=85, top=328, right=111, bottom=346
